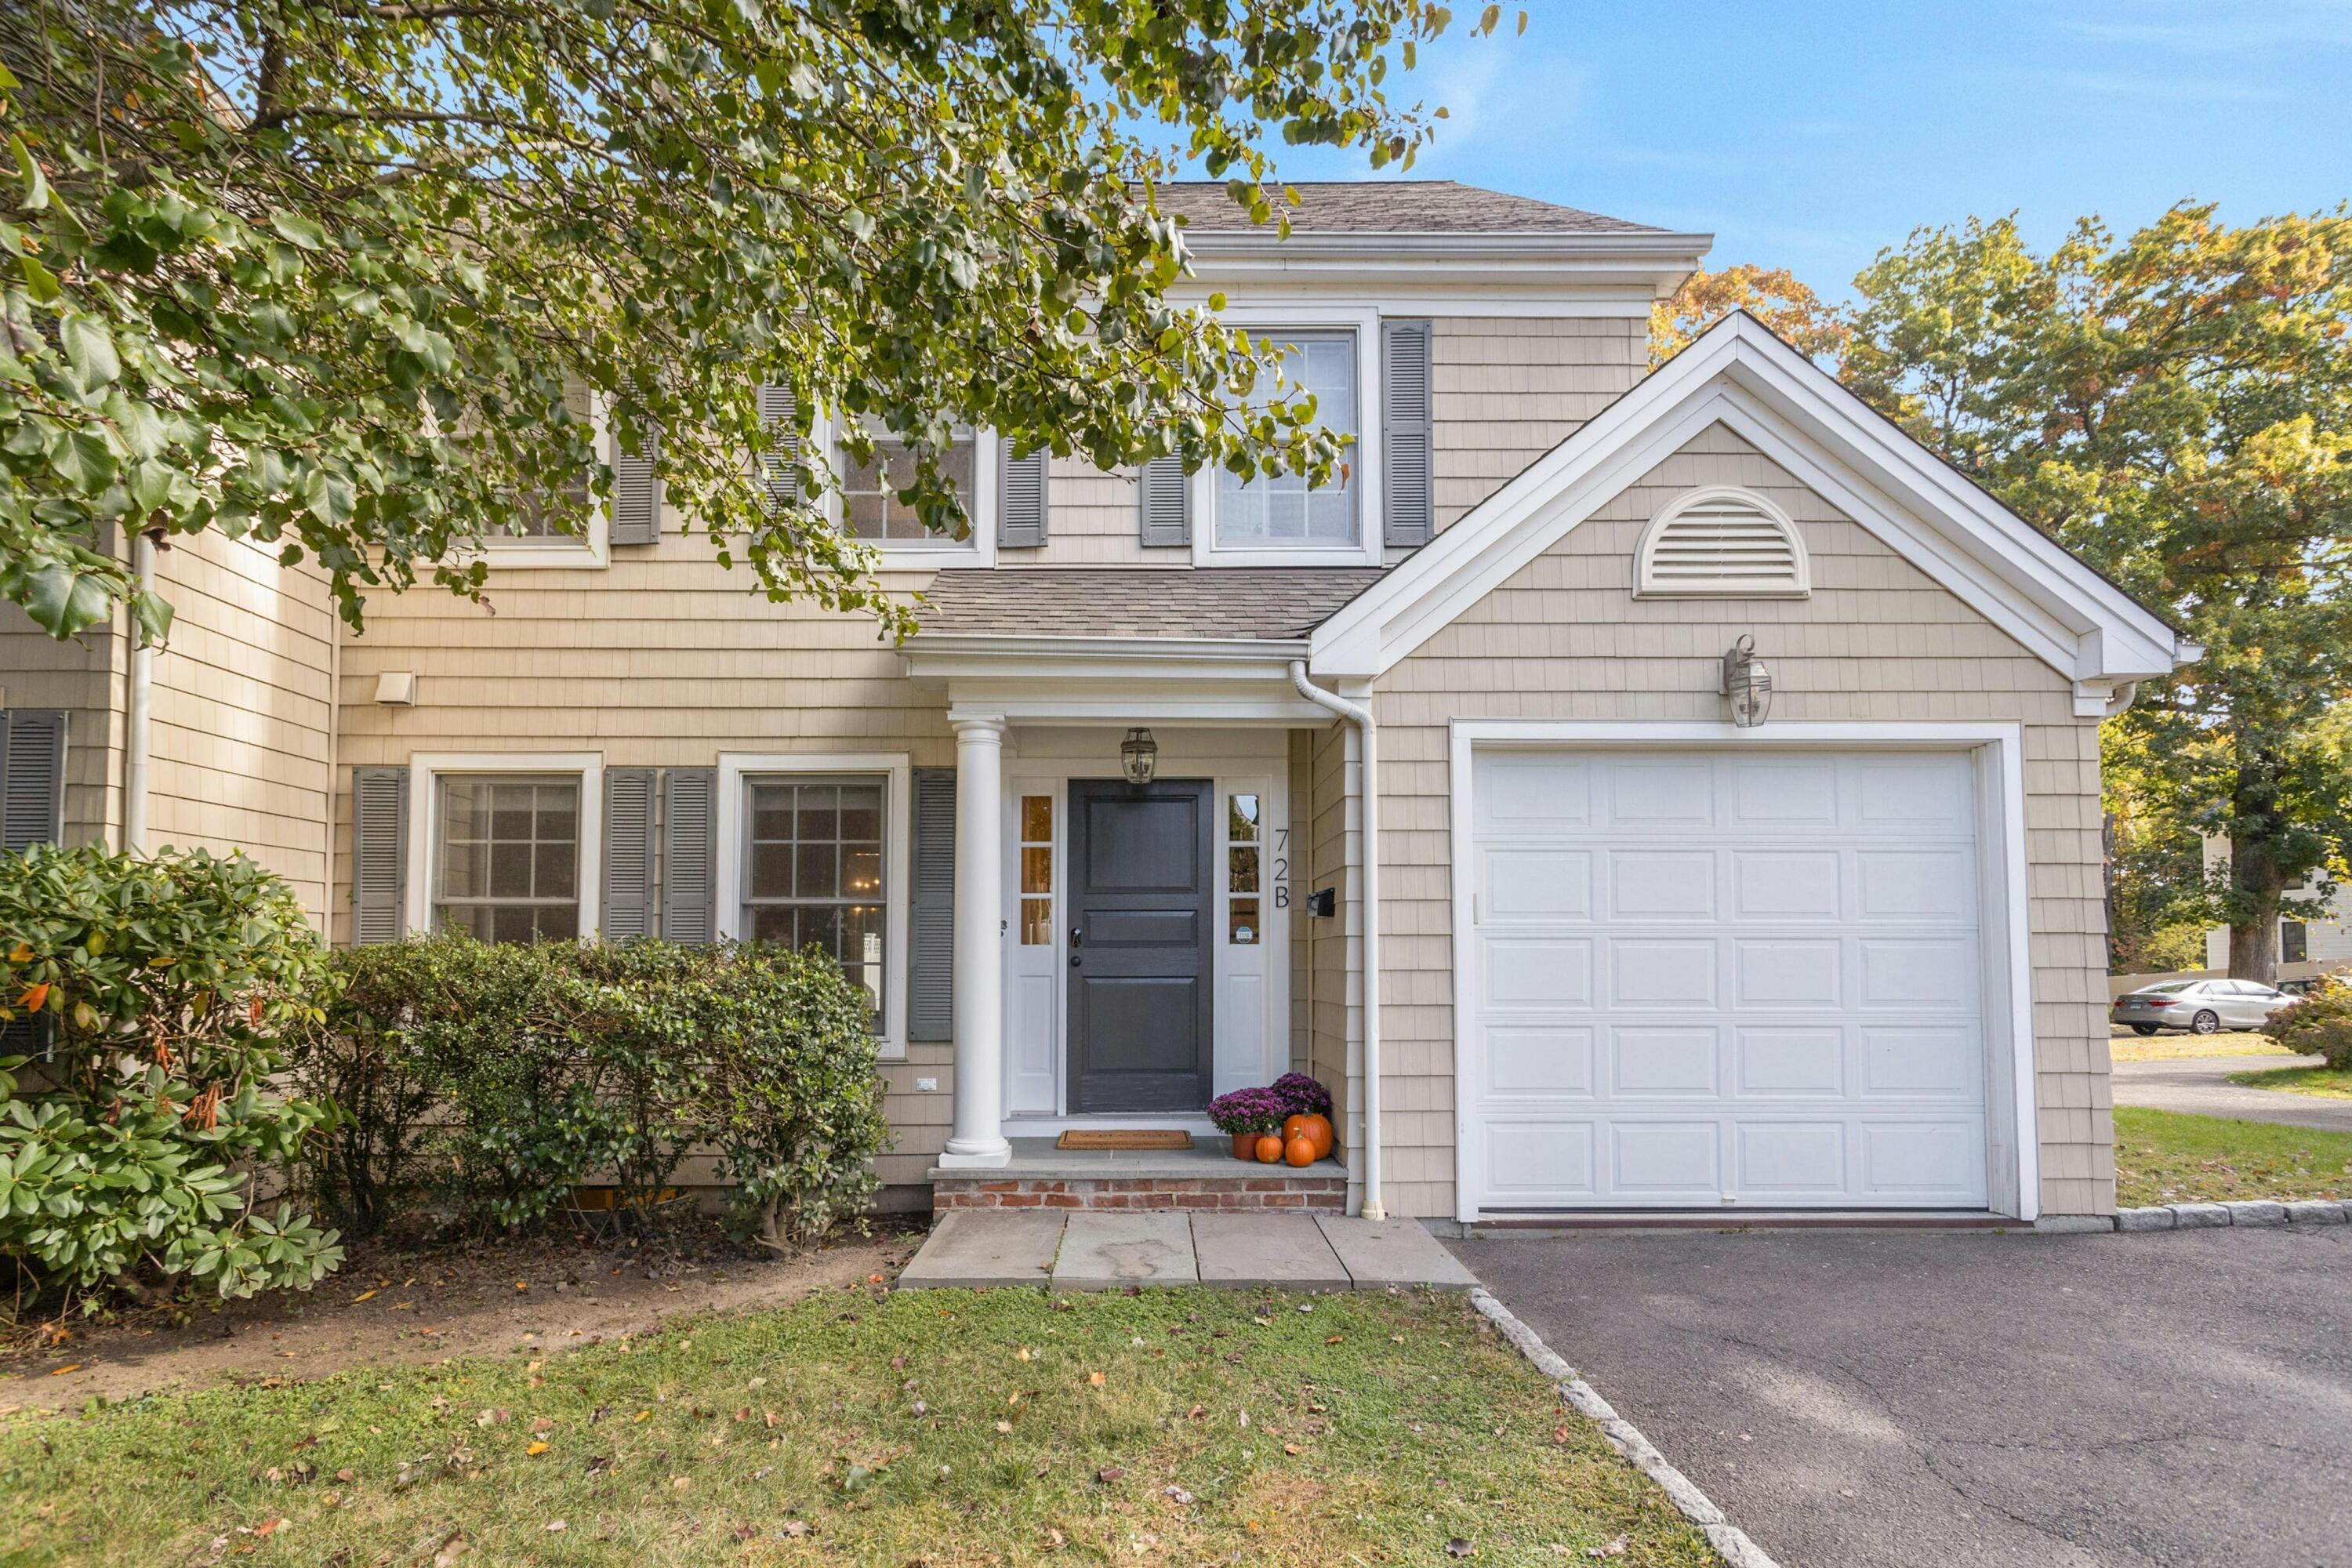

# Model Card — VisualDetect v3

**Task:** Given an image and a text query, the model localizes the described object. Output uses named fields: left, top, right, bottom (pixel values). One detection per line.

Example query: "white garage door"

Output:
left=1465, top=749, right=1989, bottom=1211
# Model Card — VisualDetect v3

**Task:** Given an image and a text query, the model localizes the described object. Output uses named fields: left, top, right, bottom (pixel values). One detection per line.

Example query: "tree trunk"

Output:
left=2226, top=830, right=2284, bottom=984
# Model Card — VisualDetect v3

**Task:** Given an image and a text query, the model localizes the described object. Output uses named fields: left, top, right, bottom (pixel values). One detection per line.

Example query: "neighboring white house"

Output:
left=0, top=180, right=2196, bottom=1225
left=2201, top=837, right=2352, bottom=974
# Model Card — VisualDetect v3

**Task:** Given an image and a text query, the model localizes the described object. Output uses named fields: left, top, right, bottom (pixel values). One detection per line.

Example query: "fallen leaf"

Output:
left=350, top=1290, right=378, bottom=1304
left=670, top=1475, right=691, bottom=1490
left=1095, top=1466, right=1125, bottom=1484
left=1446, top=1540, right=1475, bottom=1559
left=1326, top=1334, right=1344, bottom=1344
left=532, top=1417, right=554, bottom=1434
left=1087, top=1371, right=1105, bottom=1388
left=633, top=1409, right=652, bottom=1422
left=869, top=1272, right=885, bottom=1285
left=994, top=1420, right=1013, bottom=1434
left=253, top=1519, right=284, bottom=1537
left=545, top=1520, right=568, bottom=1534
left=526, top=1441, right=550, bottom=1456
left=514, top=1281, right=528, bottom=1292
left=431, top=1530, right=469, bottom=1566
left=1016, top=1348, right=1033, bottom=1362
left=1585, top=1537, right=1627, bottom=1559
left=1163, top=1486, right=1195, bottom=1505
left=48, top=1364, right=80, bottom=1377
left=781, top=1520, right=811, bottom=1539
left=1283, top=1443, right=1302, bottom=1456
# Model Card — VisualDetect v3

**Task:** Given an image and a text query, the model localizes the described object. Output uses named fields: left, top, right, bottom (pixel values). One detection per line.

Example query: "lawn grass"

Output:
left=2105, top=1029, right=2292, bottom=1062
left=0, top=1287, right=1712, bottom=1568
left=2113, top=1106, right=2352, bottom=1207
left=2227, top=1065, right=2352, bottom=1100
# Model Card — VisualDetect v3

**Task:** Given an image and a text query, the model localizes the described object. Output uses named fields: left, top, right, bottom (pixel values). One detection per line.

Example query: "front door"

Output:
left=1066, top=779, right=1214, bottom=1113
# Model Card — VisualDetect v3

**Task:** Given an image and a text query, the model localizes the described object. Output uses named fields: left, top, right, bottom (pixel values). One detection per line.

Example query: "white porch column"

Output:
left=938, top=713, right=1012, bottom=1167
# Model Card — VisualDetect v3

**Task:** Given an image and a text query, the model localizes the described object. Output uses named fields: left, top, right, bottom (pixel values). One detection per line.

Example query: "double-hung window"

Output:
left=432, top=775, right=583, bottom=941
left=840, top=431, right=978, bottom=544
left=1214, top=332, right=1359, bottom=549
left=741, top=775, right=888, bottom=1024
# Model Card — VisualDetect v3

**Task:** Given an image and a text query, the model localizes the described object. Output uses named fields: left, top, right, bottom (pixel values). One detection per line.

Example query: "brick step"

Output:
left=933, top=1175, right=1347, bottom=1213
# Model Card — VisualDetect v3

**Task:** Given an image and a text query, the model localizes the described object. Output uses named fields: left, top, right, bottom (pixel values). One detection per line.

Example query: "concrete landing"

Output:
left=895, top=1210, right=1479, bottom=1292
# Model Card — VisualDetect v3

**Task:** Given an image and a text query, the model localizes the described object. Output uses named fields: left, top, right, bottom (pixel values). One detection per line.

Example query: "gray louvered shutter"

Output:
left=908, top=767, right=956, bottom=1042
left=1381, top=319, right=1434, bottom=548
left=755, top=383, right=804, bottom=516
left=350, top=765, right=409, bottom=945
left=601, top=767, right=658, bottom=938
left=0, top=710, right=66, bottom=853
left=661, top=766, right=716, bottom=944
left=1138, top=456, right=1190, bottom=547
left=999, top=444, right=1050, bottom=548
left=609, top=423, right=662, bottom=545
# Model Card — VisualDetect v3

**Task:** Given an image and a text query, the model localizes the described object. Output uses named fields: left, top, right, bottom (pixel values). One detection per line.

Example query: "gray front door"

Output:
left=1066, top=779, right=1214, bottom=1113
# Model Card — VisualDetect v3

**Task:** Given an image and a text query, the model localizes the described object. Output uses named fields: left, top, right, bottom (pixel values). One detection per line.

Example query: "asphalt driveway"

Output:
left=1454, top=1225, right=2352, bottom=1567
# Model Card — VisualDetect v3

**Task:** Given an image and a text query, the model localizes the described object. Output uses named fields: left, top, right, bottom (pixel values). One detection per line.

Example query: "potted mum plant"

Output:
left=1207, top=1086, right=1290, bottom=1161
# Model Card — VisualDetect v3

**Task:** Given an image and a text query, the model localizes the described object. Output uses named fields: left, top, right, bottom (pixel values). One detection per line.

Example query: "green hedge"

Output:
left=0, top=846, right=344, bottom=1309
left=2264, top=978, right=2352, bottom=1070
left=292, top=935, right=892, bottom=1247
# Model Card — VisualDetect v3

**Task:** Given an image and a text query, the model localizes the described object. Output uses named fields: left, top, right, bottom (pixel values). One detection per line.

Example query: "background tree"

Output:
left=1844, top=206, right=2352, bottom=981
left=2, top=1, right=1519, bottom=644
left=1650, top=262, right=1851, bottom=368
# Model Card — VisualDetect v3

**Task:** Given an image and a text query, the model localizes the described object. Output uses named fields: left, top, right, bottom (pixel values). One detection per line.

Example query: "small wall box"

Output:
left=1304, top=887, right=1337, bottom=918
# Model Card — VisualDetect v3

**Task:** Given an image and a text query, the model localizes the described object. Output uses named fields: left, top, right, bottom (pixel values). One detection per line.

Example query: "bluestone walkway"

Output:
left=2112, top=1052, right=2352, bottom=1131
left=896, top=1210, right=1478, bottom=1293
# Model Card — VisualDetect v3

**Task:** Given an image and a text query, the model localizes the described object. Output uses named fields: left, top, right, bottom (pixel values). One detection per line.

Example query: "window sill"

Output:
left=1200, top=543, right=1380, bottom=568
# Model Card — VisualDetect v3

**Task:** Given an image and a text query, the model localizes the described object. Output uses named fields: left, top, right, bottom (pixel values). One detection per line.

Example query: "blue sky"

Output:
left=1269, top=0, right=2352, bottom=297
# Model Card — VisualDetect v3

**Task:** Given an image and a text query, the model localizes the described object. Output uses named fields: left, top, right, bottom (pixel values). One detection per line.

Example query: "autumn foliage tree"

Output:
left=1843, top=206, right=2352, bottom=980
left=1650, top=262, right=1851, bottom=368
left=2, top=1, right=1513, bottom=644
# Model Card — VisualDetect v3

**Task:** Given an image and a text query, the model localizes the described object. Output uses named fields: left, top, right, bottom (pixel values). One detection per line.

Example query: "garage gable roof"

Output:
left=1308, top=313, right=2195, bottom=708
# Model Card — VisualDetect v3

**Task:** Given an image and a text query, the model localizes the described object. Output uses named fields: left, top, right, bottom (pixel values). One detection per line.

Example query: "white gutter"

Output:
left=1289, top=660, right=1385, bottom=1221
left=122, top=532, right=155, bottom=854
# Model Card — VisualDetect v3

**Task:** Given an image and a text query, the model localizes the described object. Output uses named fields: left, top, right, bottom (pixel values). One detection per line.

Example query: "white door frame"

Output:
left=999, top=730, right=1291, bottom=1134
left=1446, top=719, right=2038, bottom=1223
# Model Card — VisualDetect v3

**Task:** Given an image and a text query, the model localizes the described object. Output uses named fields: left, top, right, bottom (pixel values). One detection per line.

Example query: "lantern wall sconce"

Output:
left=1721, top=635, right=1773, bottom=728
left=1120, top=727, right=1160, bottom=785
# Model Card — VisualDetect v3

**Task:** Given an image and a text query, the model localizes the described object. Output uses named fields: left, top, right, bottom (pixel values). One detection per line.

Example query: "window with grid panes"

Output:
left=1214, top=334, right=1358, bottom=546
left=838, top=433, right=977, bottom=542
left=1226, top=792, right=1261, bottom=944
left=742, top=776, right=887, bottom=1025
left=433, top=776, right=583, bottom=941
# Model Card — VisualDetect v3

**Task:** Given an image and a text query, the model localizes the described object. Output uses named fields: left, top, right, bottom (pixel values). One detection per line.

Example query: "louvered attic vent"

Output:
left=1635, top=487, right=1810, bottom=597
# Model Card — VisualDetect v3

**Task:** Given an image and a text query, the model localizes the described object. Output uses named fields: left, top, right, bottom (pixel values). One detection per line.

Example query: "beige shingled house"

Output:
left=0, top=181, right=2190, bottom=1225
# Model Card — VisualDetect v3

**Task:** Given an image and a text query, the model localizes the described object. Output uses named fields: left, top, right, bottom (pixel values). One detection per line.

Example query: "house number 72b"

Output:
left=1273, top=826, right=1290, bottom=909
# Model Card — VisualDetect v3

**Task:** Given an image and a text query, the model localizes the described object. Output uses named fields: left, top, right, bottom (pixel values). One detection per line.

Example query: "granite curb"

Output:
left=1468, top=1287, right=1781, bottom=1568
left=2042, top=1198, right=2350, bottom=1233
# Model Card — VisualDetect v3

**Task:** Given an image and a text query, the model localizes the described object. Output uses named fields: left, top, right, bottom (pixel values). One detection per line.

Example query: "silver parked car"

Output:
left=2111, top=978, right=2296, bottom=1036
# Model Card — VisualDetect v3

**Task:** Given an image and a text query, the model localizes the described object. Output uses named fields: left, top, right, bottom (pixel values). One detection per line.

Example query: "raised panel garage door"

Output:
left=1466, top=749, right=1989, bottom=1211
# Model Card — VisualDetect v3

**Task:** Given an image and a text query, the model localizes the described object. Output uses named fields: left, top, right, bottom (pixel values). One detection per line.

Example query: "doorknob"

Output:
left=1069, top=927, right=1083, bottom=947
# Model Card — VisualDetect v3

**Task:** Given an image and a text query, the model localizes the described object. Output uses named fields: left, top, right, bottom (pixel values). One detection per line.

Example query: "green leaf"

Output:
left=9, top=136, right=50, bottom=212
left=267, top=211, right=328, bottom=250
left=61, top=314, right=121, bottom=389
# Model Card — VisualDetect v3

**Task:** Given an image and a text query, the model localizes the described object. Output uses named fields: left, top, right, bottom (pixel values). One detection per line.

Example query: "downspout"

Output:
left=122, top=532, right=156, bottom=853
left=1289, top=660, right=1384, bottom=1222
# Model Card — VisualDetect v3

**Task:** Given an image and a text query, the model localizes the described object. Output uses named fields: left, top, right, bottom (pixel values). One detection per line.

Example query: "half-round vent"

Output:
left=1635, top=487, right=1810, bottom=598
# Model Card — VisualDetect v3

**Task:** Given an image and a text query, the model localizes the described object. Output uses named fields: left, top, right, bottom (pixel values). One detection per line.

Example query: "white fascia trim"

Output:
left=404, top=752, right=604, bottom=939
left=713, top=750, right=913, bottom=1059
left=1182, top=231, right=1713, bottom=295
left=905, top=633, right=1312, bottom=667
left=1311, top=314, right=2188, bottom=686
left=1445, top=718, right=2039, bottom=1225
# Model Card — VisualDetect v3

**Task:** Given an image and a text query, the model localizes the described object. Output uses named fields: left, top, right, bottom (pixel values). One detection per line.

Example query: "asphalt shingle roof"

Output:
left=1156, top=180, right=1662, bottom=236
left=911, top=568, right=1388, bottom=642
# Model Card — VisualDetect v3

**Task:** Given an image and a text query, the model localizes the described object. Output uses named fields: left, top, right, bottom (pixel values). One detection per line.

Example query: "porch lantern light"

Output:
left=1721, top=634, right=1773, bottom=728
left=1120, top=727, right=1160, bottom=786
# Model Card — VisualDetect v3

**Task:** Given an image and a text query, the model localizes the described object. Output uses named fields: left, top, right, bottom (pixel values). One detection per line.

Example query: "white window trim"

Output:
left=474, top=394, right=615, bottom=572
left=816, top=416, right=998, bottom=568
left=1634, top=485, right=1811, bottom=599
left=714, top=751, right=913, bottom=1059
left=1444, top=719, right=2038, bottom=1225
left=404, top=752, right=604, bottom=938
left=1194, top=303, right=1384, bottom=568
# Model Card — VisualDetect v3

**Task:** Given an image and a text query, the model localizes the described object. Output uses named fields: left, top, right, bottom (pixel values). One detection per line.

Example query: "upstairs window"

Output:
left=840, top=432, right=978, bottom=544
left=1214, top=333, right=1359, bottom=549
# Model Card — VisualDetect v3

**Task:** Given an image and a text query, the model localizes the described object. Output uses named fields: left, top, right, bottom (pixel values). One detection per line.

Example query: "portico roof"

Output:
left=909, top=567, right=1388, bottom=643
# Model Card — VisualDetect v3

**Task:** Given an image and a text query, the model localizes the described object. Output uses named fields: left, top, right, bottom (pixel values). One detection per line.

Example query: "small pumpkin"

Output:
left=1301, top=1112, right=1334, bottom=1160
left=1254, top=1133, right=1285, bottom=1163
left=1283, top=1132, right=1316, bottom=1167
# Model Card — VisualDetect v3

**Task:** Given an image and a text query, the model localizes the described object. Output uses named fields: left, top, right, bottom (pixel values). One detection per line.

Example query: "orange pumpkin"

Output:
left=1301, top=1113, right=1334, bottom=1160
left=1283, top=1113, right=1311, bottom=1145
left=1283, top=1133, right=1316, bottom=1167
left=1254, top=1133, right=1285, bottom=1163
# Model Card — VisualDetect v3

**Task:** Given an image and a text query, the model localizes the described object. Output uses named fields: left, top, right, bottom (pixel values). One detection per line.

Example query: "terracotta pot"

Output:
left=1284, top=1133, right=1316, bottom=1167
left=1254, top=1133, right=1286, bottom=1163
left=1230, top=1131, right=1258, bottom=1160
